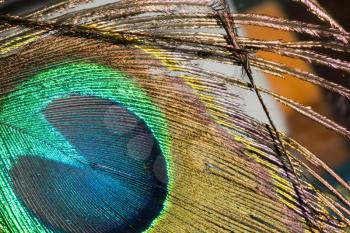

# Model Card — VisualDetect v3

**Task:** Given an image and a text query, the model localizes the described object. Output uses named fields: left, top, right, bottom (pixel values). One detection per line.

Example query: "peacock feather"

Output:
left=0, top=0, right=349, bottom=232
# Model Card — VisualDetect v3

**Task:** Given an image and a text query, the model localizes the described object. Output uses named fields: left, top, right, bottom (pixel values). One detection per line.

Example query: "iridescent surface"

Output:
left=0, top=63, right=171, bottom=233
left=0, top=0, right=349, bottom=232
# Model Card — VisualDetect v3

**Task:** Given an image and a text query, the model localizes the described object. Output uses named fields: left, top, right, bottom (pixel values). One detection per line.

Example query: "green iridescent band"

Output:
left=0, top=63, right=172, bottom=233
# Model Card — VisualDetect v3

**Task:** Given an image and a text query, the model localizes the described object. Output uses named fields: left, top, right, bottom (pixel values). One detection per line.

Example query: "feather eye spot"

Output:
left=2, top=64, right=171, bottom=233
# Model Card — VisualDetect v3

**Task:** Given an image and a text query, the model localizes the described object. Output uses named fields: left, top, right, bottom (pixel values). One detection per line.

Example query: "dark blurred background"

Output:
left=233, top=0, right=350, bottom=186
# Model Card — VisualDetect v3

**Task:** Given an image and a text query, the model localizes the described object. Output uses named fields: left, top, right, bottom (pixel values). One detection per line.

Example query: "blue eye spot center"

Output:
left=10, top=96, right=168, bottom=233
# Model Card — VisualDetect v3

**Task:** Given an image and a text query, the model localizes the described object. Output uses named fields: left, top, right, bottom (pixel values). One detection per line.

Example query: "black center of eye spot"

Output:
left=10, top=96, right=168, bottom=233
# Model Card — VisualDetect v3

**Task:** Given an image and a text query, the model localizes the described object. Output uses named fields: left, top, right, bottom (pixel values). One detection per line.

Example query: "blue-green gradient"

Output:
left=0, top=63, right=172, bottom=233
